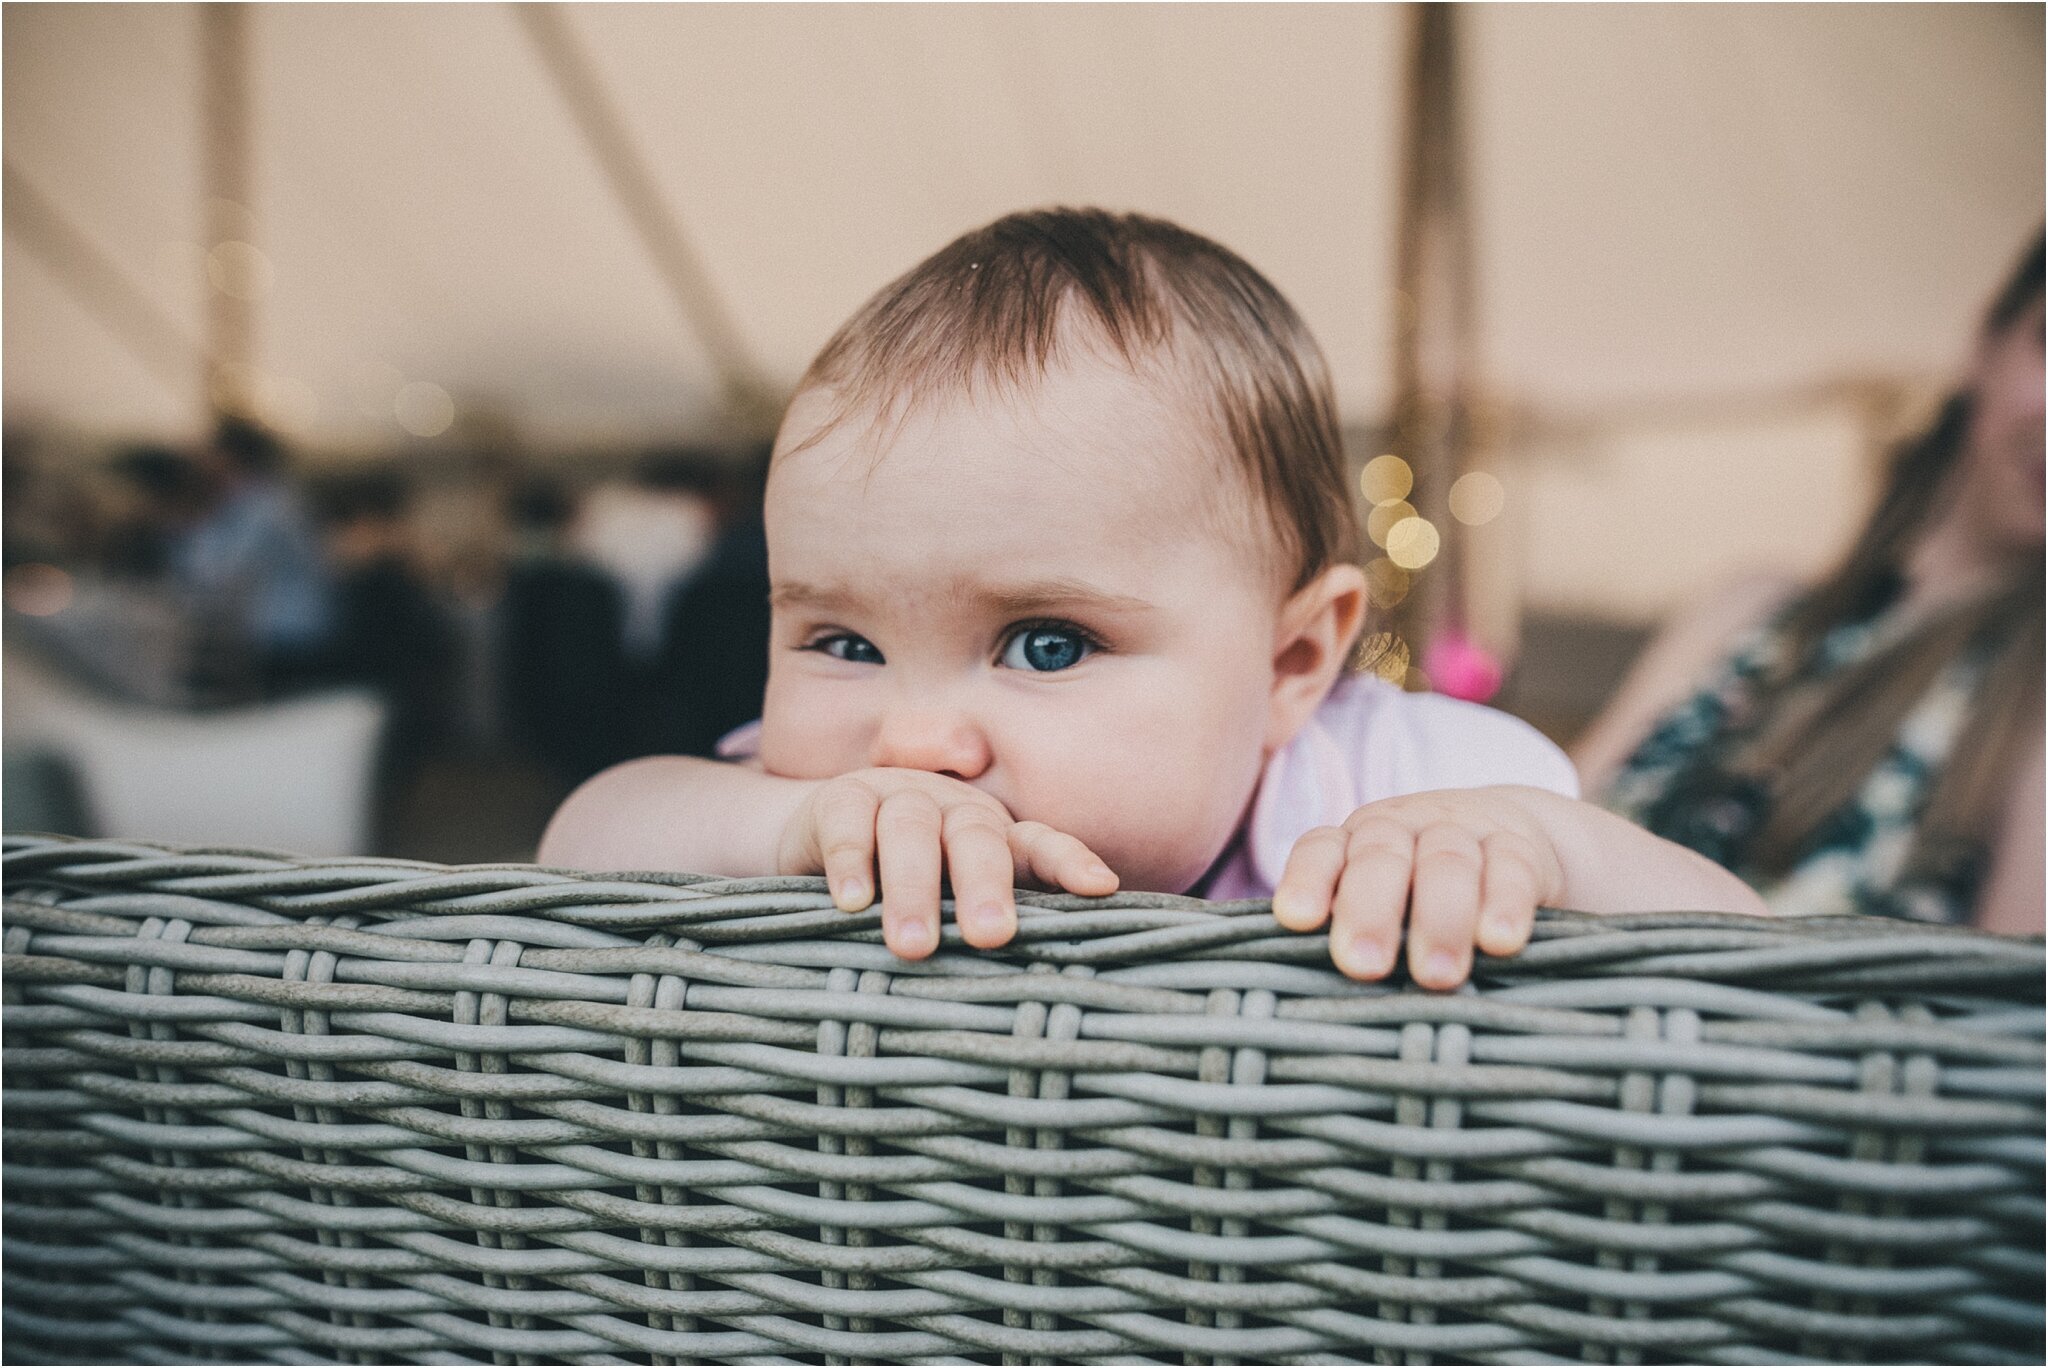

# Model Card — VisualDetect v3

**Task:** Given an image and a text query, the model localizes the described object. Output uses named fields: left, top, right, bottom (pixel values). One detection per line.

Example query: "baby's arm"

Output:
left=1272, top=786, right=1766, bottom=990
left=539, top=759, right=1118, bottom=957
left=539, top=756, right=811, bottom=878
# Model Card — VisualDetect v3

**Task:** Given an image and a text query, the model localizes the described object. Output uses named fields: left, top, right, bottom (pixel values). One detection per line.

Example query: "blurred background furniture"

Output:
left=4, top=836, right=2039, bottom=1364
left=1, top=647, right=384, bottom=855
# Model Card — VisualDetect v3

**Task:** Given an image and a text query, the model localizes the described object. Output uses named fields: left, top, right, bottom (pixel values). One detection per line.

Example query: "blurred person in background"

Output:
left=569, top=448, right=717, bottom=666
left=499, top=473, right=630, bottom=792
left=572, top=445, right=729, bottom=758
left=102, top=445, right=210, bottom=580
left=318, top=469, right=459, bottom=814
left=1576, top=235, right=2045, bottom=933
left=409, top=473, right=518, bottom=754
left=3, top=429, right=96, bottom=572
left=5, top=443, right=209, bottom=709
left=647, top=441, right=772, bottom=758
left=173, top=415, right=336, bottom=700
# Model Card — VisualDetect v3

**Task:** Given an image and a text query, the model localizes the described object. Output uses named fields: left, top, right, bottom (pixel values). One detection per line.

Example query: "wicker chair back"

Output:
left=3, top=835, right=2041, bottom=1364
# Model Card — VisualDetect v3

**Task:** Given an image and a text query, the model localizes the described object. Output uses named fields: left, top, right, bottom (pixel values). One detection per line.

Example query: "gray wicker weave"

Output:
left=2, top=834, right=2041, bottom=1366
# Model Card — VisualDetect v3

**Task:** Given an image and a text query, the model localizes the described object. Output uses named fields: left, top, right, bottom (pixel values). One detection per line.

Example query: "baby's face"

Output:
left=760, top=361, right=1288, bottom=893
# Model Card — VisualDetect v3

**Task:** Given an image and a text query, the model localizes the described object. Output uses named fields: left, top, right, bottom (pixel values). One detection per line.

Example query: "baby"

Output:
left=541, top=208, right=1764, bottom=987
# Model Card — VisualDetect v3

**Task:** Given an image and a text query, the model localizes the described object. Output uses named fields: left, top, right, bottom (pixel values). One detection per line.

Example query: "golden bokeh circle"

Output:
left=1384, top=516, right=1441, bottom=570
left=1366, top=498, right=1417, bottom=548
left=207, top=241, right=274, bottom=301
left=395, top=382, right=456, bottom=438
left=1363, top=556, right=1411, bottom=610
left=1358, top=453, right=1414, bottom=505
left=1449, top=471, right=1506, bottom=526
left=1358, top=630, right=1410, bottom=683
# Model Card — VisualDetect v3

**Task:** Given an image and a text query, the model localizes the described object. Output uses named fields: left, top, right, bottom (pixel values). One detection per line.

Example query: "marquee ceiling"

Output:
left=4, top=3, right=2040, bottom=453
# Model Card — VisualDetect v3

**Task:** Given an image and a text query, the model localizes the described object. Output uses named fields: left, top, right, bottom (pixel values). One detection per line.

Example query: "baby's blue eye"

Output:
left=812, top=633, right=884, bottom=664
left=1001, top=626, right=1094, bottom=673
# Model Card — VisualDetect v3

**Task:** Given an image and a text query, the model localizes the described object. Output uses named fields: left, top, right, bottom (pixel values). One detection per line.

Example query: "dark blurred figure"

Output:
left=104, top=444, right=210, bottom=577
left=318, top=469, right=459, bottom=802
left=4, top=430, right=101, bottom=572
left=498, top=474, right=631, bottom=792
left=174, top=416, right=336, bottom=700
left=647, top=443, right=772, bottom=757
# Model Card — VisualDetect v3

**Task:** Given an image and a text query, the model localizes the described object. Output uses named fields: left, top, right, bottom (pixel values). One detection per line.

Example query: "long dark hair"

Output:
left=1728, top=234, right=2044, bottom=887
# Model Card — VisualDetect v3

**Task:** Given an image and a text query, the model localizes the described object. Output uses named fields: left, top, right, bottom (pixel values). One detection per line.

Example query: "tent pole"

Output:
left=3, top=161, right=211, bottom=403
left=201, top=3, right=256, bottom=423
left=516, top=3, right=777, bottom=430
left=1390, top=2, right=1492, bottom=678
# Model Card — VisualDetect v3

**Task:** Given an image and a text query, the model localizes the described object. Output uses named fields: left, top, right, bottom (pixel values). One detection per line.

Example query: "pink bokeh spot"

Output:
left=1422, top=630, right=1504, bottom=702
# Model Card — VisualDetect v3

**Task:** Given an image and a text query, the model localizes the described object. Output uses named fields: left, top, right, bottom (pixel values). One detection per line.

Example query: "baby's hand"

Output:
left=1270, top=788, right=1566, bottom=990
left=778, top=768, right=1119, bottom=961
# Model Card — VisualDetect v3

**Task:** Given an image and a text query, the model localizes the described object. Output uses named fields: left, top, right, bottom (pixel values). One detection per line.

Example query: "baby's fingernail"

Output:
left=1347, top=933, right=1391, bottom=976
left=836, top=878, right=868, bottom=910
left=892, top=920, right=936, bottom=957
left=1422, top=949, right=1463, bottom=986
left=1274, top=891, right=1317, bottom=928
left=965, top=901, right=1010, bottom=939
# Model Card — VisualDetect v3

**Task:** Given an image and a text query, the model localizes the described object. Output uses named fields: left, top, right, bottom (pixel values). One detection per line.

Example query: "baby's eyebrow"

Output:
left=768, top=581, right=858, bottom=612
left=971, top=577, right=1155, bottom=617
left=769, top=577, right=1153, bottom=617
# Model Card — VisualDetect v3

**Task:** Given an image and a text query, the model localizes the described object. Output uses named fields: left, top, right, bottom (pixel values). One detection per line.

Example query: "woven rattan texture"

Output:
left=2, top=835, right=2041, bottom=1366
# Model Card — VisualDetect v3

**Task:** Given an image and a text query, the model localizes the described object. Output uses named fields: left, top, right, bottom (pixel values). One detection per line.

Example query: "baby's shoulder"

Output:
left=1316, top=673, right=1579, bottom=800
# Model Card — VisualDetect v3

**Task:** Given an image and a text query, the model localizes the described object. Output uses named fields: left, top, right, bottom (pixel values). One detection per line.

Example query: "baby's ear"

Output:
left=1267, top=563, right=1368, bottom=753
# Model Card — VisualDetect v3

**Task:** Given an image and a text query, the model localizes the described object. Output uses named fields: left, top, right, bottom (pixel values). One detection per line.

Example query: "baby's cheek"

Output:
left=1017, top=743, right=1259, bottom=895
left=758, top=687, right=866, bottom=780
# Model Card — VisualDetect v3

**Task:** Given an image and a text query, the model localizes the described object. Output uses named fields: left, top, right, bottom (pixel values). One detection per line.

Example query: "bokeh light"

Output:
left=1358, top=453, right=1413, bottom=505
left=1449, top=471, right=1506, bottom=525
left=1384, top=515, right=1441, bottom=569
left=5, top=563, right=74, bottom=617
left=1422, top=630, right=1504, bottom=702
left=1363, top=556, right=1411, bottom=610
left=395, top=381, right=456, bottom=437
left=207, top=241, right=275, bottom=301
left=1358, top=631, right=1410, bottom=684
left=208, top=196, right=260, bottom=241
left=1366, top=498, right=1418, bottom=547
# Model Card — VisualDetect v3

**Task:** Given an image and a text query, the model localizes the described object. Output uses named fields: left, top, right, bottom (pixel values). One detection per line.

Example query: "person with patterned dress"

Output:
left=1576, top=237, right=2044, bottom=932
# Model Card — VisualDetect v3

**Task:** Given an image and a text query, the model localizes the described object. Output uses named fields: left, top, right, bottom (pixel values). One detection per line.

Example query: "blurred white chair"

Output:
left=4, top=647, right=386, bottom=856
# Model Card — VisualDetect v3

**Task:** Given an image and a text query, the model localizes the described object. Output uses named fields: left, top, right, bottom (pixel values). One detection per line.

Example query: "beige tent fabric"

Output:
left=4, top=6, right=2040, bottom=624
left=6, top=4, right=2039, bottom=449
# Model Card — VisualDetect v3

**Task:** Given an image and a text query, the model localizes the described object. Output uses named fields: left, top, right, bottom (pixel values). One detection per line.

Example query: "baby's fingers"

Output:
left=875, top=789, right=944, bottom=959
left=1010, top=822, right=1118, bottom=896
left=813, top=782, right=881, bottom=912
left=1475, top=830, right=1544, bottom=958
left=1406, top=823, right=1483, bottom=990
left=1327, top=818, right=1416, bottom=980
left=1272, top=826, right=1348, bottom=931
left=943, top=806, right=1017, bottom=949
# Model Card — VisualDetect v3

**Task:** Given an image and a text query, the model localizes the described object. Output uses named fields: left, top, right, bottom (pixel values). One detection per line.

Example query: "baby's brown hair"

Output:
left=793, top=207, right=1359, bottom=589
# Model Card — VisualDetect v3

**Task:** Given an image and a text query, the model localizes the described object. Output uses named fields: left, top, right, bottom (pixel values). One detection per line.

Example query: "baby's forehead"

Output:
left=774, top=361, right=1257, bottom=521
left=771, top=371, right=1290, bottom=593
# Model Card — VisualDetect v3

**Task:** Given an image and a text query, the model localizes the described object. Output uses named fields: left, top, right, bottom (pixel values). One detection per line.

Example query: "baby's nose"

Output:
left=869, top=708, right=992, bottom=781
